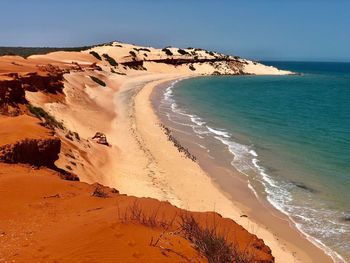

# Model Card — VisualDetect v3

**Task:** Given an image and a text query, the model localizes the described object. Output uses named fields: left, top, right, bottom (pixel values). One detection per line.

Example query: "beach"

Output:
left=0, top=42, right=337, bottom=262
left=123, top=74, right=333, bottom=262
left=51, top=68, right=333, bottom=262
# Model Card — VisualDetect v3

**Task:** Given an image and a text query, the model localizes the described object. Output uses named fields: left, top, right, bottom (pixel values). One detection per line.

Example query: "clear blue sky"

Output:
left=1, top=0, right=349, bottom=61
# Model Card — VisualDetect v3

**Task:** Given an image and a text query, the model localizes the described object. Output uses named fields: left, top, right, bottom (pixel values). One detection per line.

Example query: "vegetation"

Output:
left=118, top=202, right=253, bottom=263
left=102, top=53, right=118, bottom=66
left=179, top=214, right=250, bottom=263
left=0, top=46, right=91, bottom=58
left=178, top=49, right=190, bottom=55
left=129, top=50, right=137, bottom=57
left=111, top=68, right=126, bottom=75
left=162, top=48, right=173, bottom=56
left=89, top=51, right=102, bottom=60
left=118, top=201, right=173, bottom=228
left=207, top=51, right=215, bottom=56
left=89, top=76, right=106, bottom=87
left=189, top=64, right=196, bottom=71
left=27, top=104, right=64, bottom=129
left=133, top=47, right=151, bottom=52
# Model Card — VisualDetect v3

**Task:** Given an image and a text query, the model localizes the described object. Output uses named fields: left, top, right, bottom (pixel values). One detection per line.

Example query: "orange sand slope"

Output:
left=0, top=42, right=332, bottom=263
left=0, top=163, right=273, bottom=263
left=0, top=45, right=275, bottom=263
left=0, top=115, right=53, bottom=146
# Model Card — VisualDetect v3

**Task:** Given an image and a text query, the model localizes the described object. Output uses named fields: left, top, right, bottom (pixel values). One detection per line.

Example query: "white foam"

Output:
left=207, top=126, right=231, bottom=138
left=191, top=116, right=206, bottom=126
left=249, top=149, right=258, bottom=157
left=158, top=78, right=349, bottom=263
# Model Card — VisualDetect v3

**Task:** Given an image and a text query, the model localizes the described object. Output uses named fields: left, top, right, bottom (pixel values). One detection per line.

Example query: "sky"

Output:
left=0, top=0, right=349, bottom=62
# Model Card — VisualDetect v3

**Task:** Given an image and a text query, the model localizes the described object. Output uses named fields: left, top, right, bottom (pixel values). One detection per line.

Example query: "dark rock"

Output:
left=0, top=79, right=26, bottom=115
left=92, top=132, right=109, bottom=146
left=91, top=184, right=109, bottom=198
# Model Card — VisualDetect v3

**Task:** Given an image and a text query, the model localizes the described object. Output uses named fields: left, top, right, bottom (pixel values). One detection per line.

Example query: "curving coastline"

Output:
left=151, top=77, right=347, bottom=263
left=0, top=41, right=336, bottom=262
left=146, top=76, right=335, bottom=263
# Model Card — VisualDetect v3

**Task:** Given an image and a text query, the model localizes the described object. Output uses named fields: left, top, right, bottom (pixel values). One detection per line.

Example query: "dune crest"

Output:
left=1, top=42, right=326, bottom=263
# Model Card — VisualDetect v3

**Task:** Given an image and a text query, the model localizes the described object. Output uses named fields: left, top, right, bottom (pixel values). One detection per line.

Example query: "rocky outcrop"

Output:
left=20, top=72, right=64, bottom=93
left=0, top=138, right=61, bottom=167
left=0, top=69, right=65, bottom=115
left=92, top=132, right=109, bottom=146
left=0, top=79, right=26, bottom=115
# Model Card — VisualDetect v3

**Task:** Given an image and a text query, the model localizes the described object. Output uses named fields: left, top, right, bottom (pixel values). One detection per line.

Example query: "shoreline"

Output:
left=133, top=74, right=334, bottom=262
left=151, top=76, right=346, bottom=263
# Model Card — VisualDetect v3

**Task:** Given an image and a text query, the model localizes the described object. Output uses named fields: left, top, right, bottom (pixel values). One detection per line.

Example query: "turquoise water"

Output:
left=163, top=62, right=350, bottom=262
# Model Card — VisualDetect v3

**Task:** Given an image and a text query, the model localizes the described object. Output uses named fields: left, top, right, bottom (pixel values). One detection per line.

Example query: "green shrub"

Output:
left=102, top=53, right=118, bottom=66
left=207, top=51, right=215, bottom=56
left=189, top=65, right=196, bottom=71
left=162, top=48, right=173, bottom=56
left=129, top=51, right=136, bottom=57
left=111, top=68, right=126, bottom=75
left=178, top=49, right=189, bottom=55
left=134, top=48, right=150, bottom=52
left=0, top=46, right=92, bottom=58
left=89, top=76, right=106, bottom=87
left=89, top=51, right=102, bottom=60
left=179, top=215, right=252, bottom=263
left=27, top=104, right=64, bottom=129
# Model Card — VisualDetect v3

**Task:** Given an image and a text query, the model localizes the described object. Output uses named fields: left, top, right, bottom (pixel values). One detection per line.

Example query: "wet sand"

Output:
left=146, top=77, right=334, bottom=263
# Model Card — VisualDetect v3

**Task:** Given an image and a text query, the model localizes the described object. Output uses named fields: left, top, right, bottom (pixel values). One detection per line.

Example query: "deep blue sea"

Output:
left=160, top=62, right=350, bottom=262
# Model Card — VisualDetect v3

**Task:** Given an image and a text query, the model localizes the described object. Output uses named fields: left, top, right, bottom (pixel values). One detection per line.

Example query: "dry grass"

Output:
left=117, top=200, right=175, bottom=229
left=117, top=202, right=255, bottom=262
left=179, top=214, right=253, bottom=263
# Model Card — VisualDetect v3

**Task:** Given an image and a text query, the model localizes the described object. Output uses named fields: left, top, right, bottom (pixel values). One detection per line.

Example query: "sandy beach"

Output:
left=0, top=41, right=336, bottom=262
left=44, top=59, right=332, bottom=261
left=121, top=74, right=332, bottom=263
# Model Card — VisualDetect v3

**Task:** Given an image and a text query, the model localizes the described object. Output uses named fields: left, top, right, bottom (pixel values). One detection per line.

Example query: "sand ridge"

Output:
left=0, top=41, right=333, bottom=262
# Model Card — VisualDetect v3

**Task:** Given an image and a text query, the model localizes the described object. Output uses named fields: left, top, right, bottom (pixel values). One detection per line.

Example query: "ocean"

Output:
left=154, top=62, right=350, bottom=262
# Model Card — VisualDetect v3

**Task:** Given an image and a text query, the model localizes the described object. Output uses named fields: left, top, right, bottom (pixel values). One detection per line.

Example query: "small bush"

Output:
left=189, top=65, right=196, bottom=71
left=179, top=215, right=252, bottom=263
left=162, top=48, right=173, bottom=56
left=207, top=51, right=215, bottom=56
left=118, top=201, right=173, bottom=229
left=134, top=47, right=150, bottom=52
left=178, top=49, right=189, bottom=55
left=111, top=68, right=126, bottom=75
left=129, top=50, right=137, bottom=57
left=27, top=104, right=64, bottom=129
left=89, top=76, right=106, bottom=87
left=102, top=53, right=118, bottom=66
left=89, top=51, right=102, bottom=60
